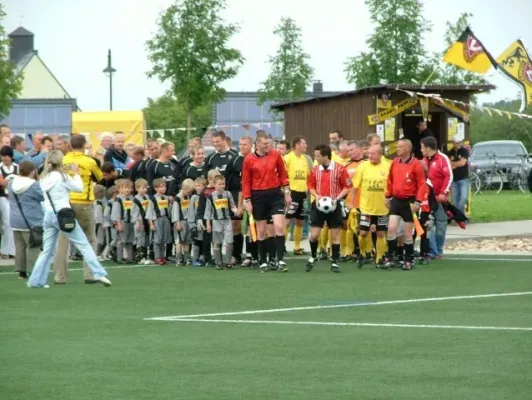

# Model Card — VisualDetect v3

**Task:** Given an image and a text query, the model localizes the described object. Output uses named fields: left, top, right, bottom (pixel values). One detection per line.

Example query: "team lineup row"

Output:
left=94, top=129, right=448, bottom=273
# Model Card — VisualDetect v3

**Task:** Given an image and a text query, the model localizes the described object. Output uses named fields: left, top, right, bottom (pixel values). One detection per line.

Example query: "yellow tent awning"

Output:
left=72, top=111, right=146, bottom=149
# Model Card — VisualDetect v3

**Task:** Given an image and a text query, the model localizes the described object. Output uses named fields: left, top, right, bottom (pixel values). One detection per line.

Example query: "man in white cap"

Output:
left=448, top=134, right=470, bottom=215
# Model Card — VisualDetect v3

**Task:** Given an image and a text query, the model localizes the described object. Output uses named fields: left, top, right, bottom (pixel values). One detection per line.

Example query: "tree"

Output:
left=142, top=92, right=212, bottom=150
left=257, top=17, right=314, bottom=106
left=0, top=5, right=23, bottom=119
left=146, top=0, right=244, bottom=138
left=344, top=0, right=433, bottom=88
left=433, top=12, right=490, bottom=86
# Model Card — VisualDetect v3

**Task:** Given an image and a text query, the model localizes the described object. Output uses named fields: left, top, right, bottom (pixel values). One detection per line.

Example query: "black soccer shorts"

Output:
left=389, top=198, right=415, bottom=223
left=359, top=213, right=388, bottom=232
left=310, top=202, right=343, bottom=229
left=251, top=187, right=285, bottom=221
left=285, top=190, right=307, bottom=220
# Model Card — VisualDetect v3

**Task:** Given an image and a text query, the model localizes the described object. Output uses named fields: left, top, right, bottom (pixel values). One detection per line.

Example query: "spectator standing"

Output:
left=448, top=135, right=470, bottom=216
left=8, top=161, right=44, bottom=279
left=54, top=135, right=71, bottom=155
left=421, top=136, right=453, bottom=259
left=94, top=133, right=113, bottom=165
left=27, top=150, right=111, bottom=288
left=104, top=133, right=129, bottom=171
left=53, top=135, right=103, bottom=284
left=0, top=146, right=19, bottom=258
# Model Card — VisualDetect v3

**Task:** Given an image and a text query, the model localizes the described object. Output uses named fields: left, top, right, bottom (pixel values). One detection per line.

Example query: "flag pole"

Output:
left=423, top=65, right=442, bottom=84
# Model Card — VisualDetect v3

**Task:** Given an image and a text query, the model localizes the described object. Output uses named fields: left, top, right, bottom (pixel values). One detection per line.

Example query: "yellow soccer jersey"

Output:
left=354, top=160, right=390, bottom=216
left=284, top=152, right=310, bottom=193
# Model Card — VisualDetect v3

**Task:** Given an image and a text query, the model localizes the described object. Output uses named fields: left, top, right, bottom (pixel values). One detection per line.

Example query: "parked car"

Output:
left=470, top=140, right=531, bottom=177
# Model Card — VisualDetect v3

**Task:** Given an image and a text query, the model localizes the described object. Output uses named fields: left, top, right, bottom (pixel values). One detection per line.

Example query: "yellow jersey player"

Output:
left=353, top=144, right=390, bottom=268
left=284, top=136, right=311, bottom=255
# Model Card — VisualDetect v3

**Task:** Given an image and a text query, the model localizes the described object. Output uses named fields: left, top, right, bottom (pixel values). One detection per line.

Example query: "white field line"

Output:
left=144, top=291, right=532, bottom=321
left=0, top=256, right=530, bottom=278
left=0, top=263, right=148, bottom=276
left=157, top=318, right=532, bottom=332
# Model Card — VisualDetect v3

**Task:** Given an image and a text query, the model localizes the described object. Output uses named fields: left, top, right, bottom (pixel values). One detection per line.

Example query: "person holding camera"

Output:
left=27, top=150, right=111, bottom=288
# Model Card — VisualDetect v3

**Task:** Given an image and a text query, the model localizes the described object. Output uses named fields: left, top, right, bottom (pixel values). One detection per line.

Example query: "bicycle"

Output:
left=508, top=154, right=530, bottom=194
left=470, top=170, right=481, bottom=196
left=477, top=152, right=505, bottom=194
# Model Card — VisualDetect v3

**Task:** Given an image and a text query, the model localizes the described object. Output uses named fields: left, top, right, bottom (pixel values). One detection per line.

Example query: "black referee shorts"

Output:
left=251, top=187, right=285, bottom=221
left=285, top=190, right=307, bottom=220
left=310, top=202, right=343, bottom=229
left=389, top=198, right=415, bottom=223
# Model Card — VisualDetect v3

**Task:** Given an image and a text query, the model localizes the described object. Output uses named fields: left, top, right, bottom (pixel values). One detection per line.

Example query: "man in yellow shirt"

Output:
left=353, top=144, right=390, bottom=268
left=345, top=140, right=366, bottom=259
left=53, top=134, right=103, bottom=284
left=284, top=136, right=311, bottom=255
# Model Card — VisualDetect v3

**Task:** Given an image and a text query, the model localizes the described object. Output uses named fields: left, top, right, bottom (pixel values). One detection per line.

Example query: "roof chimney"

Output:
left=8, top=27, right=34, bottom=64
left=313, top=80, right=323, bottom=95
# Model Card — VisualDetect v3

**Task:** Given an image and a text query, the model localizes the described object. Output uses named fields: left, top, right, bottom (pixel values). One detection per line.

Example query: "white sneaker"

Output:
left=259, top=263, right=268, bottom=273
left=142, top=259, right=154, bottom=265
left=277, top=261, right=288, bottom=272
left=97, top=255, right=106, bottom=262
left=97, top=276, right=112, bottom=287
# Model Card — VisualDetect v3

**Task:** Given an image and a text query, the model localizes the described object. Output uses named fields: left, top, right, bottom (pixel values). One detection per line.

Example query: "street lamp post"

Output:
left=102, top=49, right=117, bottom=111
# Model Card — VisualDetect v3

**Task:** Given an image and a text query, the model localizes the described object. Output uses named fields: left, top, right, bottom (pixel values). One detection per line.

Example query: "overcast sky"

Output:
left=4, top=0, right=532, bottom=112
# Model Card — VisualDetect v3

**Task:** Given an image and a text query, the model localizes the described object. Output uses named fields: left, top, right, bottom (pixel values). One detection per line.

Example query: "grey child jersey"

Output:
left=103, top=199, right=114, bottom=228
left=145, top=194, right=171, bottom=221
left=171, top=193, right=191, bottom=223
left=188, top=194, right=200, bottom=229
left=111, top=195, right=134, bottom=223
left=132, top=194, right=150, bottom=223
left=94, top=198, right=107, bottom=225
left=204, top=190, right=236, bottom=230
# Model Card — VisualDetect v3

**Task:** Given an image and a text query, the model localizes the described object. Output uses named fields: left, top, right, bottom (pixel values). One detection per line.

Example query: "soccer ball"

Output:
left=317, top=197, right=336, bottom=214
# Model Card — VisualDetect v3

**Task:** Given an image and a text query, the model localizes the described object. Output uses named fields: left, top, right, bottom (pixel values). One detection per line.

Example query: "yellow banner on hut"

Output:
left=368, top=97, right=418, bottom=125
left=71, top=111, right=146, bottom=151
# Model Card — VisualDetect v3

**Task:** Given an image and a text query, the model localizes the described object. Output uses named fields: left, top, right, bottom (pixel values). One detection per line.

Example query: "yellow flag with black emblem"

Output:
left=443, top=27, right=496, bottom=74
left=496, top=40, right=532, bottom=111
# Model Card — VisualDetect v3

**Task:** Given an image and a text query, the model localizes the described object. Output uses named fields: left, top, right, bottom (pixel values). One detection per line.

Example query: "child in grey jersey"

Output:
left=146, top=178, right=172, bottom=265
left=93, top=184, right=107, bottom=259
left=111, top=179, right=135, bottom=263
left=171, top=179, right=195, bottom=265
left=132, top=178, right=152, bottom=264
left=103, top=186, right=118, bottom=261
left=205, top=175, right=239, bottom=269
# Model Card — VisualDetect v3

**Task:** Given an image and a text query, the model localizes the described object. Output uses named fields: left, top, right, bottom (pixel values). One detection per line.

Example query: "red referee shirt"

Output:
left=242, top=149, right=289, bottom=200
left=308, top=161, right=351, bottom=198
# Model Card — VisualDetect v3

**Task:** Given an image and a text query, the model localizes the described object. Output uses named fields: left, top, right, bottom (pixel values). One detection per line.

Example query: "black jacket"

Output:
left=104, top=146, right=129, bottom=170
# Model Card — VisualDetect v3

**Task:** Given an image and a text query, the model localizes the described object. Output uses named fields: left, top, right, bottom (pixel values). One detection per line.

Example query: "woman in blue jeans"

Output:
left=27, top=150, right=111, bottom=288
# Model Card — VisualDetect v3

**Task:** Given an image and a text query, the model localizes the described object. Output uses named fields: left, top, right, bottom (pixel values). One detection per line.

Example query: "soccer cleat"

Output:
left=176, top=260, right=184, bottom=267
left=330, top=262, right=340, bottom=273
left=18, top=271, right=28, bottom=280
left=339, top=256, right=347, bottom=263
left=277, top=261, right=288, bottom=272
left=155, top=258, right=167, bottom=265
left=192, top=259, right=205, bottom=267
left=375, top=259, right=388, bottom=269
left=402, top=261, right=413, bottom=270
left=259, top=263, right=268, bottom=273
left=417, top=257, right=430, bottom=265
left=293, top=248, right=305, bottom=256
left=384, top=258, right=395, bottom=269
left=319, top=250, right=328, bottom=260
left=357, top=255, right=372, bottom=269
left=306, top=257, right=317, bottom=272
left=225, top=263, right=234, bottom=269
left=215, top=264, right=224, bottom=270
left=268, top=261, right=278, bottom=271
left=241, top=258, right=252, bottom=267
left=251, top=259, right=259, bottom=269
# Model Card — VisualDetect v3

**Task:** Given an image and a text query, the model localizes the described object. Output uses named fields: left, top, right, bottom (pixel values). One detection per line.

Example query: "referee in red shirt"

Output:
left=384, top=139, right=427, bottom=270
left=242, top=130, right=291, bottom=272
left=306, top=144, right=352, bottom=273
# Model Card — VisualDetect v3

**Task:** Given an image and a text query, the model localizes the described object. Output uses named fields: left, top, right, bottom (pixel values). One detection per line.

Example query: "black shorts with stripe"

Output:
left=285, top=190, right=307, bottom=220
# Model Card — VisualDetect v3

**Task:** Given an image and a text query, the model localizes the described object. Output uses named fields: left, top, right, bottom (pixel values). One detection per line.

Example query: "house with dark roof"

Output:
left=212, top=81, right=343, bottom=141
left=271, top=83, right=495, bottom=155
left=1, top=27, right=77, bottom=145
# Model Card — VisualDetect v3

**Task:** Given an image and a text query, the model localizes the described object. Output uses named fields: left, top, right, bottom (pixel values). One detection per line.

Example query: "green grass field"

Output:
left=1, top=257, right=532, bottom=400
left=472, top=190, right=532, bottom=222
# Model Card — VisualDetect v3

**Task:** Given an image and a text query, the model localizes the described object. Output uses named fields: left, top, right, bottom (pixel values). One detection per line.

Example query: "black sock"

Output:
left=331, top=244, right=340, bottom=262
left=248, top=238, right=258, bottom=260
left=275, top=235, right=285, bottom=262
left=267, top=237, right=276, bottom=262
left=165, top=243, right=173, bottom=258
left=310, top=240, right=318, bottom=258
left=395, top=246, right=404, bottom=260
left=372, top=232, right=377, bottom=248
left=258, top=240, right=267, bottom=265
left=353, top=233, right=360, bottom=257
left=387, top=238, right=398, bottom=258
left=203, top=232, right=212, bottom=262
left=420, top=235, right=429, bottom=257
left=233, top=234, right=243, bottom=260
left=405, top=242, right=414, bottom=261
